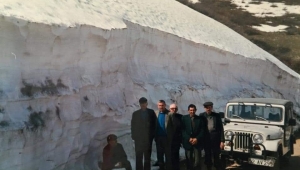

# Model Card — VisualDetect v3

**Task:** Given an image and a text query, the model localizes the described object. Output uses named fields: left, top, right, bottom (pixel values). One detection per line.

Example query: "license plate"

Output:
left=248, top=157, right=275, bottom=167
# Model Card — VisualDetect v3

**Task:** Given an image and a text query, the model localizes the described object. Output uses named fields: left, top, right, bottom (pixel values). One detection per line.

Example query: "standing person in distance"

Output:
left=199, top=102, right=225, bottom=170
left=167, top=103, right=182, bottom=170
left=182, top=104, right=205, bottom=170
left=155, top=100, right=170, bottom=170
left=131, top=97, right=157, bottom=170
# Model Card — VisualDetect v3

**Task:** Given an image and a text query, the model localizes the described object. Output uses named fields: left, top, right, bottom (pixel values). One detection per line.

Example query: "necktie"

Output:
left=191, top=117, right=195, bottom=131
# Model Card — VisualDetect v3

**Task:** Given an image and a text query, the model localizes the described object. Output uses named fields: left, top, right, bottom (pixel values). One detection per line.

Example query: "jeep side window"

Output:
left=227, top=105, right=239, bottom=117
left=229, top=105, right=239, bottom=116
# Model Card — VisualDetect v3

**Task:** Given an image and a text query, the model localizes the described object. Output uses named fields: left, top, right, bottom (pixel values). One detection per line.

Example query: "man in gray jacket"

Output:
left=199, top=102, right=225, bottom=170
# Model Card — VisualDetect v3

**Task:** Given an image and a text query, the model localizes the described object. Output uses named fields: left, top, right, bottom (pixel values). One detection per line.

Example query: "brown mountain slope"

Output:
left=177, top=0, right=300, bottom=73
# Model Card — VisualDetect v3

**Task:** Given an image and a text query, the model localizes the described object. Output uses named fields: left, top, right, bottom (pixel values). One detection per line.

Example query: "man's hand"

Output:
left=220, top=142, right=224, bottom=150
left=191, top=138, right=198, bottom=145
left=189, top=138, right=193, bottom=143
left=115, top=162, right=122, bottom=168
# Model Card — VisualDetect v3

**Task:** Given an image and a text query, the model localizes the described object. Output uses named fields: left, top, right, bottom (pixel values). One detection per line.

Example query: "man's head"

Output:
left=169, top=103, right=178, bottom=114
left=139, top=97, right=148, bottom=110
left=157, top=100, right=166, bottom=112
left=188, top=104, right=197, bottom=117
left=203, top=101, right=213, bottom=114
left=107, top=134, right=117, bottom=147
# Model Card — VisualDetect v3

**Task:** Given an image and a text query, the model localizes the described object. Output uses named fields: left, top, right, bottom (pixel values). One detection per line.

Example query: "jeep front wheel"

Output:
left=269, top=158, right=280, bottom=170
left=269, top=148, right=282, bottom=170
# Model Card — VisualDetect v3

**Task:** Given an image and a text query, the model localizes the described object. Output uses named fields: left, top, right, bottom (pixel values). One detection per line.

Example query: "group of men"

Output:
left=101, top=97, right=224, bottom=170
left=131, top=97, right=225, bottom=170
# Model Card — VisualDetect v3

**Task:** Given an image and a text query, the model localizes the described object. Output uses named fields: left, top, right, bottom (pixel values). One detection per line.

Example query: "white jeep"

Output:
left=220, top=98, right=297, bottom=170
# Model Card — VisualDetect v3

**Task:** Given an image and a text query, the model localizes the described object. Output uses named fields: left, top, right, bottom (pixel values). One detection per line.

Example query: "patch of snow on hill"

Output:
left=189, top=0, right=200, bottom=3
left=252, top=24, right=288, bottom=32
left=232, top=0, right=300, bottom=17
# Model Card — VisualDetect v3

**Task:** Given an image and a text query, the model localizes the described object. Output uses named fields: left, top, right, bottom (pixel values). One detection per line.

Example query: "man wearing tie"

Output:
left=131, top=97, right=157, bottom=170
left=182, top=104, right=205, bottom=170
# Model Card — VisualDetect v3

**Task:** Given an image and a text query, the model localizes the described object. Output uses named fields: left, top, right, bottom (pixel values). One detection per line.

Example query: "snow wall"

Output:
left=1, top=0, right=300, bottom=170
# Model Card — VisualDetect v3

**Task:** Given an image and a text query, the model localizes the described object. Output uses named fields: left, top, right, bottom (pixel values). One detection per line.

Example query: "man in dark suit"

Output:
left=167, top=103, right=182, bottom=170
left=102, top=134, right=132, bottom=170
left=199, top=102, right=225, bottom=170
left=182, top=104, right=205, bottom=170
left=131, top=97, right=157, bottom=170
left=155, top=100, right=170, bottom=170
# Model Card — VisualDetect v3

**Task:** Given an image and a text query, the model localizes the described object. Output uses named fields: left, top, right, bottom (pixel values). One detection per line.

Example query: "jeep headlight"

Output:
left=225, top=131, right=234, bottom=140
left=252, top=134, right=264, bottom=144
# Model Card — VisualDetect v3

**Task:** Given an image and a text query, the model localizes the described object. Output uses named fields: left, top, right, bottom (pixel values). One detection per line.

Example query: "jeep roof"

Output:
left=228, top=98, right=292, bottom=107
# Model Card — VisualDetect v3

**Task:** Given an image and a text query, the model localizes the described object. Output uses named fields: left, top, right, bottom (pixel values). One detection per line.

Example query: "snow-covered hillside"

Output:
left=0, top=0, right=299, bottom=169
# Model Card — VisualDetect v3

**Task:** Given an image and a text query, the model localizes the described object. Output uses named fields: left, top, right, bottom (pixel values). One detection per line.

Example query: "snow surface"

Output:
left=252, top=24, right=288, bottom=32
left=0, top=0, right=298, bottom=78
left=0, top=0, right=300, bottom=169
left=232, top=0, right=300, bottom=17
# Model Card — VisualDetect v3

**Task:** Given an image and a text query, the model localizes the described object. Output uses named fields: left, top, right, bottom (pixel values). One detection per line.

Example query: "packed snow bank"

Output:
left=0, top=0, right=298, bottom=78
left=0, top=0, right=300, bottom=169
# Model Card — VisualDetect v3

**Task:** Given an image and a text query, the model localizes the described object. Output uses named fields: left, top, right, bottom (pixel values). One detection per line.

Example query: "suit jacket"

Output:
left=181, top=114, right=205, bottom=150
left=199, top=112, right=225, bottom=143
left=131, top=108, right=157, bottom=146
left=155, top=109, right=182, bottom=147
left=168, top=113, right=183, bottom=148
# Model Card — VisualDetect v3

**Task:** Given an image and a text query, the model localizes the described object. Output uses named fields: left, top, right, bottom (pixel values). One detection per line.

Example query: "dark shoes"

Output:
left=206, top=165, right=223, bottom=170
left=206, top=166, right=212, bottom=170
left=153, top=161, right=159, bottom=166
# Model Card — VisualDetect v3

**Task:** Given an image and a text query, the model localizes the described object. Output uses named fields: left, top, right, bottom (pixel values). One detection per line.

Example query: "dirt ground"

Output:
left=286, top=138, right=300, bottom=170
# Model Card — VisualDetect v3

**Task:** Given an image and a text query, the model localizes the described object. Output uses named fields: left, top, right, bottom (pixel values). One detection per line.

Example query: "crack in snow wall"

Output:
left=0, top=17, right=300, bottom=170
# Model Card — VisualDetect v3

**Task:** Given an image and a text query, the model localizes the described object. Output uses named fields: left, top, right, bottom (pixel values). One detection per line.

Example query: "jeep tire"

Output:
left=269, top=158, right=280, bottom=170
left=269, top=148, right=282, bottom=170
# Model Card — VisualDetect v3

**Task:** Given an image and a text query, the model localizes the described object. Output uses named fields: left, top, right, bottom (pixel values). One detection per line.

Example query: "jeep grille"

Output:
left=234, top=132, right=253, bottom=150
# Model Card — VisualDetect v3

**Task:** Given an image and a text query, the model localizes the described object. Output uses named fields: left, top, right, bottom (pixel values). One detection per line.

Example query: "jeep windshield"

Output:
left=226, top=103, right=283, bottom=122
